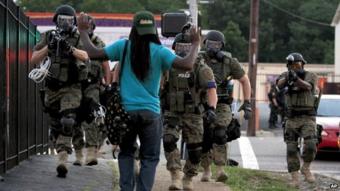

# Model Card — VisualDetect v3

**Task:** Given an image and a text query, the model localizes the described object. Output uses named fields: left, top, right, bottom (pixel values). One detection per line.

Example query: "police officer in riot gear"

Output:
left=162, top=28, right=218, bottom=190
left=30, top=4, right=89, bottom=178
left=277, top=53, right=318, bottom=187
left=198, top=30, right=252, bottom=182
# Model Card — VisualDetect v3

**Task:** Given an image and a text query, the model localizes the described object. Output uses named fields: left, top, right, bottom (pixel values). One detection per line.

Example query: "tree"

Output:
left=223, top=21, right=248, bottom=61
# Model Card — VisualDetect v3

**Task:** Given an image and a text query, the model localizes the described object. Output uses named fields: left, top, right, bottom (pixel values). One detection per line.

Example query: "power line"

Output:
left=261, top=0, right=332, bottom=27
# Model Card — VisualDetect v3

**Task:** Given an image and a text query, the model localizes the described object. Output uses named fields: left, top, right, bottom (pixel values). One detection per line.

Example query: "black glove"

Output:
left=204, top=106, right=216, bottom=125
left=216, top=51, right=227, bottom=62
left=48, top=35, right=58, bottom=50
left=59, top=39, right=73, bottom=55
left=288, top=70, right=298, bottom=85
left=238, top=100, right=252, bottom=120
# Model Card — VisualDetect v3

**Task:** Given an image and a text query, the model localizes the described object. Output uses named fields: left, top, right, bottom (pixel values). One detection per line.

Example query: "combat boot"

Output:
left=215, top=165, right=228, bottom=182
left=182, top=175, right=193, bottom=190
left=301, top=162, right=316, bottom=183
left=73, top=149, right=83, bottom=166
left=85, top=146, right=98, bottom=166
left=56, top=151, right=68, bottom=178
left=290, top=171, right=299, bottom=188
left=200, top=165, right=211, bottom=182
left=168, top=169, right=182, bottom=190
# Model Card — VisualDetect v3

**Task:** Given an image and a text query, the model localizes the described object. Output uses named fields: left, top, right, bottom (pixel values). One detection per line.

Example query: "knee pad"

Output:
left=60, top=113, right=76, bottom=136
left=286, top=143, right=298, bottom=157
left=213, top=127, right=228, bottom=145
left=187, top=143, right=202, bottom=164
left=163, top=134, right=178, bottom=152
left=303, top=139, right=317, bottom=153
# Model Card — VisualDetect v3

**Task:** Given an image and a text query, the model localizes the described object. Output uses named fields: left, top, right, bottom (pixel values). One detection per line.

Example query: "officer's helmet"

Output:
left=53, top=5, right=77, bottom=32
left=286, top=52, right=306, bottom=69
left=204, top=30, right=225, bottom=48
left=172, top=33, right=191, bottom=57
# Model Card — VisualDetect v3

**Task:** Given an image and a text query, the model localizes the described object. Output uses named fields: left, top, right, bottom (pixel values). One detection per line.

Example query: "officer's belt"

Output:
left=287, top=109, right=316, bottom=117
left=217, top=95, right=233, bottom=105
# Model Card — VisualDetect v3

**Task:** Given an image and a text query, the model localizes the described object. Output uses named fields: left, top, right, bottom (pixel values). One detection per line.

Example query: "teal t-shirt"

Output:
left=104, top=39, right=176, bottom=114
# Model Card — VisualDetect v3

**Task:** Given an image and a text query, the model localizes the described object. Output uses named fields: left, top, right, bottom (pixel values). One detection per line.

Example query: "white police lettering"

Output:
left=139, top=19, right=153, bottom=25
left=178, top=72, right=190, bottom=78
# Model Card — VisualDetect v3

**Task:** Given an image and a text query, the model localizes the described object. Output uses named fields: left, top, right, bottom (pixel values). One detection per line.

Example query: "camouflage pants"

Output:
left=201, top=103, right=232, bottom=167
left=284, top=116, right=317, bottom=172
left=73, top=83, right=102, bottom=149
left=45, top=83, right=82, bottom=154
left=163, top=111, right=203, bottom=177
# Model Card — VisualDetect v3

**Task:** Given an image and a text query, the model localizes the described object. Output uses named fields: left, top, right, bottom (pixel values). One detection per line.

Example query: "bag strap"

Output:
left=119, top=40, right=129, bottom=85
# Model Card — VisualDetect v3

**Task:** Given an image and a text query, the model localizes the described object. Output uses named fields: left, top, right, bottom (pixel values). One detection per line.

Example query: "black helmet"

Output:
left=172, top=33, right=191, bottom=50
left=53, top=4, right=76, bottom=24
left=88, top=15, right=96, bottom=30
left=286, top=52, right=307, bottom=65
left=204, top=30, right=225, bottom=47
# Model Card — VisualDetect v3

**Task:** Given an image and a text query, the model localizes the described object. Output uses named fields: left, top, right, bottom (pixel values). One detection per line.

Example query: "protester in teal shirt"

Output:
left=104, top=38, right=176, bottom=114
left=78, top=10, right=200, bottom=191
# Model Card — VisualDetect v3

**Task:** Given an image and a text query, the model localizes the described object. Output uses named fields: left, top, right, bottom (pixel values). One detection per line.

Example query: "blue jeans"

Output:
left=118, top=110, right=162, bottom=191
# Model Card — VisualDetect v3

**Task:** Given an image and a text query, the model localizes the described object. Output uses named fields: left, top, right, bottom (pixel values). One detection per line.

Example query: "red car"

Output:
left=316, top=94, right=340, bottom=154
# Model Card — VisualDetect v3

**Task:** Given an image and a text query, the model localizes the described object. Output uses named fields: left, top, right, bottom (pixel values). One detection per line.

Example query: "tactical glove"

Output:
left=216, top=51, right=227, bottom=62
left=48, top=35, right=58, bottom=50
left=238, top=100, right=252, bottom=120
left=204, top=106, right=217, bottom=125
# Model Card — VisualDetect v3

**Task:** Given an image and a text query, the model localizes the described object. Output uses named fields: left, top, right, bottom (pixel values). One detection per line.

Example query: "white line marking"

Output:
left=238, top=136, right=259, bottom=169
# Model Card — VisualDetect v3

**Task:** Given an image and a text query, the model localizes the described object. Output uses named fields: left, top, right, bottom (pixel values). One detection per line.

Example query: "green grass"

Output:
left=212, top=166, right=299, bottom=191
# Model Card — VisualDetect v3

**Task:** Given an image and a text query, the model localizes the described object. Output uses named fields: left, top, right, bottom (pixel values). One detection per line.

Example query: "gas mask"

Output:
left=175, top=42, right=192, bottom=57
left=288, top=61, right=305, bottom=78
left=57, top=15, right=76, bottom=33
left=205, top=40, right=223, bottom=57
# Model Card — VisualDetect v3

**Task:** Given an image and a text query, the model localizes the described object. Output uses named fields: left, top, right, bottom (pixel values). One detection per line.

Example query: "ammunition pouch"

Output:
left=76, top=60, right=89, bottom=81
left=169, top=90, right=203, bottom=114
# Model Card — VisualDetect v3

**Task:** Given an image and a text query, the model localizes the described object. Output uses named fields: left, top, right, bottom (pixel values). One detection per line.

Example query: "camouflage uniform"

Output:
left=198, top=51, right=245, bottom=170
left=35, top=30, right=85, bottom=155
left=279, top=70, right=318, bottom=173
left=162, top=60, right=215, bottom=177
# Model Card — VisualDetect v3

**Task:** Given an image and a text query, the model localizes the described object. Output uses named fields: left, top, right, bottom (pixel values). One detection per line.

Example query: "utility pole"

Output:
left=188, top=0, right=198, bottom=26
left=247, top=0, right=260, bottom=136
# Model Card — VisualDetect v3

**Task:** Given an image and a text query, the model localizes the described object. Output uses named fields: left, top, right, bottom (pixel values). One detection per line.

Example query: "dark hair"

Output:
left=129, top=26, right=161, bottom=81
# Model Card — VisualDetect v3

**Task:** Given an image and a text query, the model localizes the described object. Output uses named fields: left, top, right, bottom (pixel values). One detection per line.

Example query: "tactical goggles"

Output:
left=205, top=40, right=223, bottom=50
left=175, top=42, right=192, bottom=55
left=57, top=15, right=75, bottom=26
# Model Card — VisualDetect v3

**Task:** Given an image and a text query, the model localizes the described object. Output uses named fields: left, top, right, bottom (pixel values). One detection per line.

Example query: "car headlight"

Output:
left=321, top=130, right=328, bottom=136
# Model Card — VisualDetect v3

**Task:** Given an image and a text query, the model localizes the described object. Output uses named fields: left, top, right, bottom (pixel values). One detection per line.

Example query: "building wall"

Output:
left=335, top=25, right=340, bottom=81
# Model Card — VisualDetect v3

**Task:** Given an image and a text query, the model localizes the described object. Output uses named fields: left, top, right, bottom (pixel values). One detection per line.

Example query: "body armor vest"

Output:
left=286, top=71, right=317, bottom=114
left=167, top=63, right=204, bottom=114
left=200, top=51, right=233, bottom=103
left=46, top=30, right=86, bottom=86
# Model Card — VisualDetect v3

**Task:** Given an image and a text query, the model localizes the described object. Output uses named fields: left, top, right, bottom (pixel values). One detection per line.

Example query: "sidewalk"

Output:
left=0, top=144, right=230, bottom=191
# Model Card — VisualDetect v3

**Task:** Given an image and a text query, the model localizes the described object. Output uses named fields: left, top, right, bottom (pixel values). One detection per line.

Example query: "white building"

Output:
left=332, top=3, right=340, bottom=81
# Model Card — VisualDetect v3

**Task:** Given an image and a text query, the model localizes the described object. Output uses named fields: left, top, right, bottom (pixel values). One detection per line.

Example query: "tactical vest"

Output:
left=200, top=51, right=233, bottom=104
left=286, top=71, right=317, bottom=114
left=167, top=63, right=204, bottom=114
left=286, top=91, right=316, bottom=111
left=46, top=30, right=86, bottom=86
